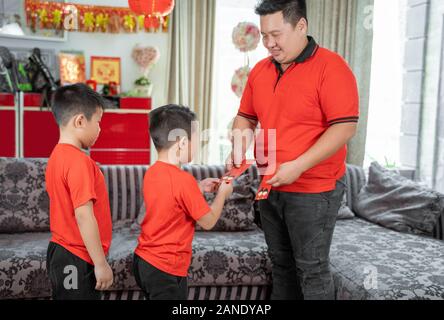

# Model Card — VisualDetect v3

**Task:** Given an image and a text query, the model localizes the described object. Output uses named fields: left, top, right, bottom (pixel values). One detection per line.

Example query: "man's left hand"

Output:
left=267, top=161, right=304, bottom=188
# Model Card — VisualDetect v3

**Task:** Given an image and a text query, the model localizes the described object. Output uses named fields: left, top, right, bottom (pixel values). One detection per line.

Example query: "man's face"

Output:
left=260, top=11, right=307, bottom=64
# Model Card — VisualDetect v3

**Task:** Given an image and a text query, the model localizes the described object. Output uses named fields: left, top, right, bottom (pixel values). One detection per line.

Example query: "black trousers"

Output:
left=133, top=253, right=188, bottom=300
left=46, top=242, right=101, bottom=300
left=259, top=176, right=346, bottom=300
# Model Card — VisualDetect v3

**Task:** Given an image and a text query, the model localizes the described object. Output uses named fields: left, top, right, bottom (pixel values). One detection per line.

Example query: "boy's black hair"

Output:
left=149, top=104, right=197, bottom=151
left=51, top=83, right=108, bottom=126
left=255, top=0, right=307, bottom=26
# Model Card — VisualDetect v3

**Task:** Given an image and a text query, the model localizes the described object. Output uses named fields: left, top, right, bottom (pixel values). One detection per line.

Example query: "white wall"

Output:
left=0, top=0, right=171, bottom=107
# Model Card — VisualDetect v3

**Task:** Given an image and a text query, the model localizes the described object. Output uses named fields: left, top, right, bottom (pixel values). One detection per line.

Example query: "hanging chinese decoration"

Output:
left=25, top=0, right=173, bottom=34
left=230, top=22, right=260, bottom=98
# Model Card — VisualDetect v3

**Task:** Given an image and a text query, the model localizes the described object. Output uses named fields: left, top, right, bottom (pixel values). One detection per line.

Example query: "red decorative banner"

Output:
left=25, top=0, right=171, bottom=34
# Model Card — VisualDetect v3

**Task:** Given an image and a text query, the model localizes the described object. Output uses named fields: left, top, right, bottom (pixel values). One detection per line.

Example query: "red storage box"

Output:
left=120, top=97, right=152, bottom=110
left=24, top=93, right=43, bottom=107
left=0, top=93, right=15, bottom=107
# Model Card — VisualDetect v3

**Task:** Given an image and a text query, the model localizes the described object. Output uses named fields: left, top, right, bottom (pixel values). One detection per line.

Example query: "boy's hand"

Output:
left=218, top=180, right=233, bottom=199
left=94, top=261, right=114, bottom=291
left=199, top=178, right=221, bottom=193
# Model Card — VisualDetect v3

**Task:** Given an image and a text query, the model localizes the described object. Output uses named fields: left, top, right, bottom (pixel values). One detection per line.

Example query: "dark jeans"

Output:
left=46, top=242, right=101, bottom=300
left=133, top=254, right=188, bottom=300
left=259, top=177, right=346, bottom=300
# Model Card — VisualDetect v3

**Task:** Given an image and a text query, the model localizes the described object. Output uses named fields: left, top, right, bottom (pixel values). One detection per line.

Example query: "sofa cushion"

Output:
left=0, top=158, right=50, bottom=234
left=0, top=232, right=51, bottom=299
left=190, top=228, right=272, bottom=286
left=331, top=218, right=444, bottom=300
left=355, top=162, right=444, bottom=237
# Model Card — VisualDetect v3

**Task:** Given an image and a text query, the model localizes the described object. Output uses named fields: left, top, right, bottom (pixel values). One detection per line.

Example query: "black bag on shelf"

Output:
left=25, top=48, right=59, bottom=107
left=0, top=46, right=20, bottom=93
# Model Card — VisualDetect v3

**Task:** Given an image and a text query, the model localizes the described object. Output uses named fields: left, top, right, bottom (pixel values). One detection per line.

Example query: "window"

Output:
left=209, top=0, right=268, bottom=165
left=365, top=0, right=407, bottom=168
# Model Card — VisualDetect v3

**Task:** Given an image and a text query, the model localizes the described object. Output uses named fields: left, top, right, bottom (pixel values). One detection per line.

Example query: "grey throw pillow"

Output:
left=198, top=174, right=256, bottom=232
left=355, top=162, right=444, bottom=237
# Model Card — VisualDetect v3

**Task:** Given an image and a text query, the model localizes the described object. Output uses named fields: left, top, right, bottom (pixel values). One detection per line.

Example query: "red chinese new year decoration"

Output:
left=128, top=0, right=175, bottom=16
left=25, top=0, right=172, bottom=34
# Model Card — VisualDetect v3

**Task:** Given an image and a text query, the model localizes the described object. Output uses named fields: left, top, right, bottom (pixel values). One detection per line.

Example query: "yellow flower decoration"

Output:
left=38, top=9, right=48, bottom=23
left=84, top=12, right=95, bottom=31
left=138, top=15, right=145, bottom=30
left=53, top=9, right=62, bottom=27
left=96, top=13, right=109, bottom=32
left=123, top=15, right=136, bottom=32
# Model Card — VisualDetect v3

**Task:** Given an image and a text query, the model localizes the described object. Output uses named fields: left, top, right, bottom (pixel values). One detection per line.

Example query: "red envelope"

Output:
left=221, top=160, right=254, bottom=184
left=255, top=175, right=273, bottom=201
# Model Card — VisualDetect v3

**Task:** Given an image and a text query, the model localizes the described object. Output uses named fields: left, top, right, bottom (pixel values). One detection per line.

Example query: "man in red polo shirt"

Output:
left=227, top=0, right=359, bottom=300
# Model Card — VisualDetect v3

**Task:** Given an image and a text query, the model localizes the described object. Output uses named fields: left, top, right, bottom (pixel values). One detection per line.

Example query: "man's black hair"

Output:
left=255, top=0, right=307, bottom=26
left=149, top=104, right=197, bottom=151
left=51, top=83, right=107, bottom=126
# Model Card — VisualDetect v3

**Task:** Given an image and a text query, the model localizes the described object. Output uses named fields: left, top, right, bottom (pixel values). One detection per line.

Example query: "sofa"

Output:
left=1, top=157, right=444, bottom=300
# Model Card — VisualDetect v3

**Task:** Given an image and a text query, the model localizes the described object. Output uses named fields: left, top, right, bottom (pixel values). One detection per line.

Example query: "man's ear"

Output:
left=297, top=18, right=308, bottom=33
left=73, top=114, right=86, bottom=129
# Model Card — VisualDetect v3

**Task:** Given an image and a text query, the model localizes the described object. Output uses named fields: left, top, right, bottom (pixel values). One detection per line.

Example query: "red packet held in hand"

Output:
left=222, top=160, right=254, bottom=184
left=255, top=176, right=272, bottom=201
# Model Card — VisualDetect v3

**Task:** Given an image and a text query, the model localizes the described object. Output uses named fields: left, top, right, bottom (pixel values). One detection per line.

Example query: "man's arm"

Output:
left=267, top=123, right=357, bottom=187
left=226, top=115, right=258, bottom=170
left=75, top=201, right=113, bottom=291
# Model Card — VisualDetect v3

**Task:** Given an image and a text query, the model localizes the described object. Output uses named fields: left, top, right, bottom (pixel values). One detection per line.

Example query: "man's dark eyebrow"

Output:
left=261, top=30, right=281, bottom=35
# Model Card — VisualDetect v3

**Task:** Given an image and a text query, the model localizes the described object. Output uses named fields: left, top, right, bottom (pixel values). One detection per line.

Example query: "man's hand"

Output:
left=267, top=161, right=304, bottom=188
left=199, top=178, right=221, bottom=193
left=94, top=261, right=114, bottom=291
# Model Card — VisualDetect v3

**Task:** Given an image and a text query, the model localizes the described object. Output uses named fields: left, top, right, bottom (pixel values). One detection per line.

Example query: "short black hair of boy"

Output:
left=255, top=0, right=307, bottom=27
left=51, top=83, right=108, bottom=126
left=149, top=104, right=197, bottom=151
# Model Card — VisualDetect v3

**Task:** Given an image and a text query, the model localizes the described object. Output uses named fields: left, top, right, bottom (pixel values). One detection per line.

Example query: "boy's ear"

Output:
left=73, top=114, right=86, bottom=129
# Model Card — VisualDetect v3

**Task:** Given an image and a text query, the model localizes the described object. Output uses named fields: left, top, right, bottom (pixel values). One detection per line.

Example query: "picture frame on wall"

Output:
left=59, top=51, right=86, bottom=86
left=90, top=56, right=121, bottom=85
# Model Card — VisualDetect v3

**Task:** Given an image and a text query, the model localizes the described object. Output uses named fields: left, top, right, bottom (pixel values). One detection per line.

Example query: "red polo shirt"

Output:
left=238, top=37, right=359, bottom=193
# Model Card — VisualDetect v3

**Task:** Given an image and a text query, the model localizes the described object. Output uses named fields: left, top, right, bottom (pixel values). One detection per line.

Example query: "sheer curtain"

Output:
left=308, top=0, right=375, bottom=166
left=167, top=0, right=216, bottom=164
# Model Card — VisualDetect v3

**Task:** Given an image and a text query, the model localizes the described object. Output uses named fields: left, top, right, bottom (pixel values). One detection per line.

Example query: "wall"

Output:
left=0, top=0, right=171, bottom=107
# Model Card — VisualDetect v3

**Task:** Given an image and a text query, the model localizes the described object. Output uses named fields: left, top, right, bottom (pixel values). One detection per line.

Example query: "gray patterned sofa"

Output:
left=1, top=158, right=444, bottom=300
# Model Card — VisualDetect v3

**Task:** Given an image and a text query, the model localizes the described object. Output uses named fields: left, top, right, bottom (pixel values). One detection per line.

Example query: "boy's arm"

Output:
left=75, top=201, right=113, bottom=291
left=197, top=183, right=233, bottom=231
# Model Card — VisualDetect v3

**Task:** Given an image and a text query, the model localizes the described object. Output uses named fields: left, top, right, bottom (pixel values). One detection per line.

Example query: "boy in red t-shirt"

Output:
left=45, top=83, right=113, bottom=300
left=133, top=105, right=233, bottom=300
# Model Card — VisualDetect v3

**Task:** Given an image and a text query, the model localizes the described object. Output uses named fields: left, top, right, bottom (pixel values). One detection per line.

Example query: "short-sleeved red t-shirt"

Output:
left=238, top=37, right=360, bottom=193
left=135, top=161, right=211, bottom=277
left=45, top=144, right=112, bottom=265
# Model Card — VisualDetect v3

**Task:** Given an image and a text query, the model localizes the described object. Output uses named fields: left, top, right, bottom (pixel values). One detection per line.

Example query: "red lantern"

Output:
left=128, top=0, right=175, bottom=17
